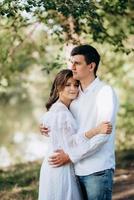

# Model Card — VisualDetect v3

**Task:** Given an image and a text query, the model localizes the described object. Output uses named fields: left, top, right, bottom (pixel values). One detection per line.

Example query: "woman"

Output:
left=38, top=69, right=112, bottom=200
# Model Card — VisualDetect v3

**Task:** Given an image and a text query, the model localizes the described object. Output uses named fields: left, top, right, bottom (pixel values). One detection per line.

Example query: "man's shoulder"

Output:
left=97, top=80, right=119, bottom=106
left=98, top=78, right=108, bottom=86
left=96, top=78, right=118, bottom=100
left=94, top=78, right=108, bottom=93
left=97, top=78, right=114, bottom=92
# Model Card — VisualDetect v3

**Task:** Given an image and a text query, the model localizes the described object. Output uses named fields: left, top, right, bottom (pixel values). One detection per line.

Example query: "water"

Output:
left=0, top=131, right=49, bottom=168
left=0, top=100, right=49, bottom=168
left=0, top=75, right=50, bottom=168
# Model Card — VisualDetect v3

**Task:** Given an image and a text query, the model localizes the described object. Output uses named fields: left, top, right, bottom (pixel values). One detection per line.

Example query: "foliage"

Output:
left=0, top=0, right=133, bottom=50
left=0, top=0, right=134, bottom=151
left=0, top=0, right=133, bottom=82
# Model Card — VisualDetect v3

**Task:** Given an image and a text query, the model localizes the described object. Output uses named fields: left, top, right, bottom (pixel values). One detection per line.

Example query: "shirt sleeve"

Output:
left=57, top=110, right=88, bottom=145
left=69, top=85, right=119, bottom=163
left=58, top=111, right=99, bottom=162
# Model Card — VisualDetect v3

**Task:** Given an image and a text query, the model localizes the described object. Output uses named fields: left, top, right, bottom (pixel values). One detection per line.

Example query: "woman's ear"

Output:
left=58, top=90, right=62, bottom=98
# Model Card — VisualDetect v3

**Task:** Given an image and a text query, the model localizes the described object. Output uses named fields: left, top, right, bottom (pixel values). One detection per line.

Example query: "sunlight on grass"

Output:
left=0, top=161, right=41, bottom=200
left=0, top=152, right=133, bottom=200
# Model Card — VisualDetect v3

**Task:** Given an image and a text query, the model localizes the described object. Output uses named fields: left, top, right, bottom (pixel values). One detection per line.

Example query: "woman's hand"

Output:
left=97, top=122, right=112, bottom=134
left=40, top=123, right=50, bottom=137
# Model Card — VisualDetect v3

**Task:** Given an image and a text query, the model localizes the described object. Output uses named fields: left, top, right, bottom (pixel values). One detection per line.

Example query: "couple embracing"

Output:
left=39, top=44, right=118, bottom=200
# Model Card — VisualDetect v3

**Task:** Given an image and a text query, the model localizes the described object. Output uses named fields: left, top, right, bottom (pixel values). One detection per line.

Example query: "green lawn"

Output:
left=0, top=161, right=41, bottom=200
left=0, top=150, right=134, bottom=200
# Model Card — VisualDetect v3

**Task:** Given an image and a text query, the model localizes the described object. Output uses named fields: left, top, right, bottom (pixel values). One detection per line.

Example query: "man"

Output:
left=40, top=45, right=118, bottom=200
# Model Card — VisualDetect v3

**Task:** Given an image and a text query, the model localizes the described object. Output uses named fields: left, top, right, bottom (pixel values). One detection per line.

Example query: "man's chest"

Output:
left=70, top=92, right=98, bottom=129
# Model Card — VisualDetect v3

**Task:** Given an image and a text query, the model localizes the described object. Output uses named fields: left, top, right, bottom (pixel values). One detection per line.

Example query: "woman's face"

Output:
left=59, top=77, right=79, bottom=100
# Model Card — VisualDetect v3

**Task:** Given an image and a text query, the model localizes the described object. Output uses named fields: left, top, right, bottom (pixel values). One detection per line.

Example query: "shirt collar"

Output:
left=79, top=77, right=100, bottom=94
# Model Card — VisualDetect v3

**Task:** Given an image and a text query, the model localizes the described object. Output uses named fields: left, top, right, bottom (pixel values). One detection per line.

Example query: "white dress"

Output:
left=38, top=101, right=85, bottom=200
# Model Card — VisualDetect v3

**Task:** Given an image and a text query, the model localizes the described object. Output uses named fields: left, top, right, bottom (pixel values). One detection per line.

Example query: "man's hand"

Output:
left=48, top=149, right=71, bottom=167
left=40, top=123, right=50, bottom=137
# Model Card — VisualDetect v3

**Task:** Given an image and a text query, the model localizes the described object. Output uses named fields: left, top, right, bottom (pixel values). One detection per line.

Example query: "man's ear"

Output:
left=88, top=62, right=96, bottom=72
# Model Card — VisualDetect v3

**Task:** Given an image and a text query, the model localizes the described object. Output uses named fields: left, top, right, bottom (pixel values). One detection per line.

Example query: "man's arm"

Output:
left=48, top=85, right=118, bottom=166
left=48, top=122, right=112, bottom=167
left=68, top=85, right=118, bottom=163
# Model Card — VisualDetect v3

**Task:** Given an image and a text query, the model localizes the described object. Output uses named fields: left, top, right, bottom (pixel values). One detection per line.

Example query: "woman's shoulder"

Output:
left=41, top=102, right=77, bottom=130
left=49, top=101, right=69, bottom=113
left=50, top=101, right=74, bottom=119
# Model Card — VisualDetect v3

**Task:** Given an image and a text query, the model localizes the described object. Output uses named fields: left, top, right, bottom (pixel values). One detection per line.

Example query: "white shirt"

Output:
left=70, top=77, right=119, bottom=176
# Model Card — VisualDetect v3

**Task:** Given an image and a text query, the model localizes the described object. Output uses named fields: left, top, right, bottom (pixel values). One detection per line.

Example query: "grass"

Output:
left=0, top=150, right=134, bottom=200
left=0, top=161, right=41, bottom=200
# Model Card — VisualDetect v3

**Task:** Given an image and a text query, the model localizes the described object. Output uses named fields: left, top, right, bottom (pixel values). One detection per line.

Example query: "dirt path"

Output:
left=113, top=168, right=134, bottom=200
left=0, top=161, right=133, bottom=200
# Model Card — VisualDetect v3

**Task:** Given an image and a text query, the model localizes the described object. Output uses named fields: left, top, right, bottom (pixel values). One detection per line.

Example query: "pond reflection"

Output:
left=0, top=131, right=49, bottom=168
left=0, top=75, right=50, bottom=168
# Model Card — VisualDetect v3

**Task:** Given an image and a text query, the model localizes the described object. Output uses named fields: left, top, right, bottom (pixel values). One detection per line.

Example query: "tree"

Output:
left=0, top=0, right=133, bottom=49
left=0, top=0, right=134, bottom=150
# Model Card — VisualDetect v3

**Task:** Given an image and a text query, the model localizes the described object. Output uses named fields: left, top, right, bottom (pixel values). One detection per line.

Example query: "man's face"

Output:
left=70, top=55, right=91, bottom=81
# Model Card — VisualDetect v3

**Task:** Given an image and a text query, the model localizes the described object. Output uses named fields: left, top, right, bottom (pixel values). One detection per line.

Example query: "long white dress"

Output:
left=38, top=101, right=85, bottom=200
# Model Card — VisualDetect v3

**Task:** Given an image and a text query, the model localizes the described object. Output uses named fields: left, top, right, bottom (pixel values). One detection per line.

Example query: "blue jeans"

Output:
left=77, top=169, right=114, bottom=200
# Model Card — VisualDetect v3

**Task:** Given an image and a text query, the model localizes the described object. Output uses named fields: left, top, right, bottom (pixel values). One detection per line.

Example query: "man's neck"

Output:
left=80, top=75, right=96, bottom=91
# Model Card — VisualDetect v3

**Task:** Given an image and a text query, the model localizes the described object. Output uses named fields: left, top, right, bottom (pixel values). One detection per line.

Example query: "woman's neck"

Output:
left=58, top=98, right=71, bottom=108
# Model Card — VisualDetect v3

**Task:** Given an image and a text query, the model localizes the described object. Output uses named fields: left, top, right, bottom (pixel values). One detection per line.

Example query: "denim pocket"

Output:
left=93, top=170, right=106, bottom=176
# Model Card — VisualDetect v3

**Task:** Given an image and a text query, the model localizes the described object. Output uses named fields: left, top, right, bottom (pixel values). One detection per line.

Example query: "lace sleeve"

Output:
left=58, top=111, right=94, bottom=163
left=40, top=112, right=51, bottom=127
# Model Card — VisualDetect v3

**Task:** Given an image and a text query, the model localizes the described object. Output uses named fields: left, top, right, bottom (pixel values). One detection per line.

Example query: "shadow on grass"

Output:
left=113, top=149, right=134, bottom=200
left=0, top=161, right=41, bottom=200
left=116, top=149, right=134, bottom=168
left=0, top=150, right=134, bottom=200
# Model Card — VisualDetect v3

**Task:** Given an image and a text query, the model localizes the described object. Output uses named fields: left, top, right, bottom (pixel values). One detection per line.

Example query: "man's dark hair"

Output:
left=71, top=45, right=100, bottom=76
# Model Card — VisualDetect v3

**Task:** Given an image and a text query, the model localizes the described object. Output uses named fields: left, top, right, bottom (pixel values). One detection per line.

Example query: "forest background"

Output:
left=0, top=0, right=134, bottom=199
